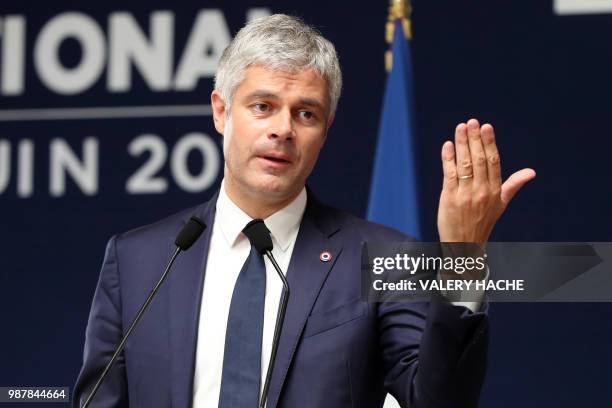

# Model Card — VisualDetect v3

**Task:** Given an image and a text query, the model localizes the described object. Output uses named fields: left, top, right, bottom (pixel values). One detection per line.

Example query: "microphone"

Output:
left=82, top=216, right=205, bottom=408
left=242, top=219, right=290, bottom=408
left=175, top=216, right=206, bottom=250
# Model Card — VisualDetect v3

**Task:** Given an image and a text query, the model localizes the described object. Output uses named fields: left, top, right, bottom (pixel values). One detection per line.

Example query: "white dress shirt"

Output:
left=192, top=181, right=306, bottom=407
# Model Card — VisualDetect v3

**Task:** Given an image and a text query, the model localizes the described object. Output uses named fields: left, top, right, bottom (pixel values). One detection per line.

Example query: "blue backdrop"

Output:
left=1, top=1, right=610, bottom=406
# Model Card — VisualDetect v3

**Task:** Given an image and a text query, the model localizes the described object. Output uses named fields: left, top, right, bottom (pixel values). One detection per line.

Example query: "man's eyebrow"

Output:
left=298, top=97, right=324, bottom=110
left=244, top=89, right=323, bottom=108
left=243, top=90, right=279, bottom=101
left=242, top=91, right=324, bottom=110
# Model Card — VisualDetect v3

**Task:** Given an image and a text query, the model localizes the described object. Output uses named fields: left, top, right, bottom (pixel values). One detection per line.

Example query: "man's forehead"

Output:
left=237, top=65, right=329, bottom=101
left=243, top=64, right=325, bottom=81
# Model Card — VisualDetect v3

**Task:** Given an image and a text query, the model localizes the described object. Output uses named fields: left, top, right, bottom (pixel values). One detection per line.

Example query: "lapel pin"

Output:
left=320, top=251, right=332, bottom=262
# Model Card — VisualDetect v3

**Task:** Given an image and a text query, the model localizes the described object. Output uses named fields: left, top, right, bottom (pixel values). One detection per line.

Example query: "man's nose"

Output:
left=268, top=109, right=295, bottom=141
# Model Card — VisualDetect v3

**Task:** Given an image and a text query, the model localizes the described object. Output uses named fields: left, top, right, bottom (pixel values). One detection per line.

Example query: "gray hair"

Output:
left=214, top=14, right=343, bottom=116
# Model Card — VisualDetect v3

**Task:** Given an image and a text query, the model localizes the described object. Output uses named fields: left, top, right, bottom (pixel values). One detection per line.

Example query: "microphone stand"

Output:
left=82, top=215, right=204, bottom=408
left=259, top=250, right=290, bottom=408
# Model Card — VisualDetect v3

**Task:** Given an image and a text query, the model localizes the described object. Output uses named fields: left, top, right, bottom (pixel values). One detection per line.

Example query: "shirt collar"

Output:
left=215, top=180, right=307, bottom=252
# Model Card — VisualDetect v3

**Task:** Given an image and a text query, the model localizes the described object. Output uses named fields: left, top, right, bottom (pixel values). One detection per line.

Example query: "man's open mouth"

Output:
left=262, top=156, right=290, bottom=163
left=258, top=152, right=292, bottom=165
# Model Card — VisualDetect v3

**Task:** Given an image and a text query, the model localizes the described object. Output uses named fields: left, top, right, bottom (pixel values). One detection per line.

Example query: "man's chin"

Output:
left=248, top=177, right=300, bottom=201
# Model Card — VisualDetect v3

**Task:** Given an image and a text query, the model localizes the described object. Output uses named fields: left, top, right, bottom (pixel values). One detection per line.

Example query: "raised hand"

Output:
left=437, top=119, right=536, bottom=243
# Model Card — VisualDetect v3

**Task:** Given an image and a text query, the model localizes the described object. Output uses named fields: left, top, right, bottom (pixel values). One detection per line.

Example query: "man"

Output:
left=74, top=14, right=535, bottom=408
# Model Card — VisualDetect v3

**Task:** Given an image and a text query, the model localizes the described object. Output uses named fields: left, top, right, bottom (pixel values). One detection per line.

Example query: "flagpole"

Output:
left=385, top=0, right=412, bottom=72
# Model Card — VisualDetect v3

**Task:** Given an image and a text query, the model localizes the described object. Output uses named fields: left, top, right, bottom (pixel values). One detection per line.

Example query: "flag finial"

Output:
left=385, top=0, right=412, bottom=71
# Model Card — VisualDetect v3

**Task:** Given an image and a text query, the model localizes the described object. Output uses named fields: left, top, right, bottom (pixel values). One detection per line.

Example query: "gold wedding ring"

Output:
left=458, top=174, right=474, bottom=180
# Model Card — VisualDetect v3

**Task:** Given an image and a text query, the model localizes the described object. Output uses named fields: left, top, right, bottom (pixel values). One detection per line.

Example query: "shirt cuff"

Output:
left=440, top=265, right=490, bottom=313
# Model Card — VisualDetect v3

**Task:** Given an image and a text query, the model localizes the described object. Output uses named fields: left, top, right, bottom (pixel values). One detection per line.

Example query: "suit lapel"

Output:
left=168, top=193, right=218, bottom=408
left=266, top=194, right=343, bottom=408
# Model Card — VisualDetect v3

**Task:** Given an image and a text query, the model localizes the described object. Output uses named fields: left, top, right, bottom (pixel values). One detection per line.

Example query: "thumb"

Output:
left=501, top=168, right=536, bottom=205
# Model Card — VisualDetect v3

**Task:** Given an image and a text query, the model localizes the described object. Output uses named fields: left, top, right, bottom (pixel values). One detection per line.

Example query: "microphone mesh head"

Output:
left=175, top=216, right=205, bottom=250
left=242, top=219, right=273, bottom=254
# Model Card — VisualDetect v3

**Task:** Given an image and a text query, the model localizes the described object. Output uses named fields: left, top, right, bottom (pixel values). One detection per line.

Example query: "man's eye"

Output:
left=253, top=103, right=268, bottom=112
left=299, top=111, right=314, bottom=120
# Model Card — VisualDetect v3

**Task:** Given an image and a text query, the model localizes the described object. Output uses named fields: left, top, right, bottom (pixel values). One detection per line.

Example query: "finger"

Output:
left=500, top=168, right=536, bottom=205
left=481, top=123, right=502, bottom=189
left=466, top=118, right=488, bottom=186
left=454, top=123, right=472, bottom=185
left=441, top=141, right=458, bottom=192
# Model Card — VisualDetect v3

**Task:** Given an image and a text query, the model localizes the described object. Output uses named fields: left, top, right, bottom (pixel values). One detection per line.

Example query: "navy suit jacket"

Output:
left=74, top=190, right=488, bottom=408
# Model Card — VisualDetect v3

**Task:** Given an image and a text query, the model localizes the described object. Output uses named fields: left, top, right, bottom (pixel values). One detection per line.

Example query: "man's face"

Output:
left=212, top=65, right=333, bottom=205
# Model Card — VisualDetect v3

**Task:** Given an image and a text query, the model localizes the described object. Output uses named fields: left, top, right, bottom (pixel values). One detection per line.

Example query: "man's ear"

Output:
left=323, top=112, right=335, bottom=142
left=326, top=112, right=335, bottom=130
left=211, top=90, right=226, bottom=135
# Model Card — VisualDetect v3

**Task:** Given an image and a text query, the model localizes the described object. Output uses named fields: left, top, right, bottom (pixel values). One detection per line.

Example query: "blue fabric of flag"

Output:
left=366, top=19, right=421, bottom=239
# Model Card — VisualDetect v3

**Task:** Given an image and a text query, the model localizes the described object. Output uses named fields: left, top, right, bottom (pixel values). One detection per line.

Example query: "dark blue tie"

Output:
left=218, top=242, right=266, bottom=407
